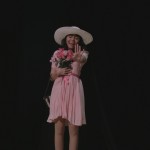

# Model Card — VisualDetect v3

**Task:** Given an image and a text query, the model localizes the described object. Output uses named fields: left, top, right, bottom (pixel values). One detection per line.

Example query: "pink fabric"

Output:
left=47, top=51, right=88, bottom=126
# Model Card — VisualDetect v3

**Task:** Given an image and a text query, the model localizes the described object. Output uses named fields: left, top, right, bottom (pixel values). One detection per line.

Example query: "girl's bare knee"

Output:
left=68, top=124, right=79, bottom=136
left=55, top=117, right=65, bottom=135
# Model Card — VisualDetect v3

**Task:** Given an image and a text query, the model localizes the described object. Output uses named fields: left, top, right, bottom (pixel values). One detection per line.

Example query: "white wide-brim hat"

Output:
left=54, top=26, right=93, bottom=45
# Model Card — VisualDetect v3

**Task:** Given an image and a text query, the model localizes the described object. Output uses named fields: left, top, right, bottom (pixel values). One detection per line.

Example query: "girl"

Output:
left=47, top=26, right=93, bottom=150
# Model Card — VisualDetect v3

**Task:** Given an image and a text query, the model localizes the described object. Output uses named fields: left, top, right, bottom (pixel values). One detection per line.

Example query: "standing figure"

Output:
left=47, top=26, right=93, bottom=150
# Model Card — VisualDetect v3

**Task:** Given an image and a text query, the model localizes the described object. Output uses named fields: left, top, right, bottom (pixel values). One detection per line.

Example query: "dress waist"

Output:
left=59, top=73, right=80, bottom=78
left=70, top=72, right=80, bottom=78
left=59, top=73, right=80, bottom=84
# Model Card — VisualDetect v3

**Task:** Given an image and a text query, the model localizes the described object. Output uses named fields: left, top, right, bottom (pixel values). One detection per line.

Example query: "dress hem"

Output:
left=47, top=116, right=86, bottom=126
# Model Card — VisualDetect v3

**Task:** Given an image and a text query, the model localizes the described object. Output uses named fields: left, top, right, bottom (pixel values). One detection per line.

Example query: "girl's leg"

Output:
left=54, top=117, right=65, bottom=150
left=68, top=123, right=79, bottom=150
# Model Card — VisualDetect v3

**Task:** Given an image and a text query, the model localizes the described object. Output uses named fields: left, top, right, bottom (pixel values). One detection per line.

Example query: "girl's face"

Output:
left=66, top=34, right=80, bottom=49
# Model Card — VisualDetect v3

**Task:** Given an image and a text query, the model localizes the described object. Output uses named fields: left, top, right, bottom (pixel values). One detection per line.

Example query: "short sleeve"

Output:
left=49, top=50, right=58, bottom=68
left=82, top=50, right=89, bottom=60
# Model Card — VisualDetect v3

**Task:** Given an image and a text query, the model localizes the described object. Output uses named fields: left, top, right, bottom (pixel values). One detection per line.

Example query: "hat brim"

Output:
left=54, top=26, right=93, bottom=45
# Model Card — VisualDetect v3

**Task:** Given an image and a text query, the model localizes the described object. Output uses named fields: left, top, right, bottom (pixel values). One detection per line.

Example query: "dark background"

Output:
left=1, top=0, right=149, bottom=150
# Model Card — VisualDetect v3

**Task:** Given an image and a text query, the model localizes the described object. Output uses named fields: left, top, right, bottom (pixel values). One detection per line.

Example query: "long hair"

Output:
left=61, top=34, right=87, bottom=50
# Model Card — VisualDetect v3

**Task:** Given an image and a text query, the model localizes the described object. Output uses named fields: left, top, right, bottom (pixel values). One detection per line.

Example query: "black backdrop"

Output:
left=1, top=0, right=149, bottom=150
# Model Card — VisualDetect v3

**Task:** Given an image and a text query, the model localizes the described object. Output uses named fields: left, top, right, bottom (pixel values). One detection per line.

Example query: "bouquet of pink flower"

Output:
left=52, top=48, right=74, bottom=68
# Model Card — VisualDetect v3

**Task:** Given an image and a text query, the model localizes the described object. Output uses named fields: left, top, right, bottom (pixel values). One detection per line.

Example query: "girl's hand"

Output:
left=73, top=44, right=84, bottom=62
left=57, top=67, right=72, bottom=76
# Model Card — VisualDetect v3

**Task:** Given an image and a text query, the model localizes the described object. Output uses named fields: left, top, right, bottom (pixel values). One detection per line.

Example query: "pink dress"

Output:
left=47, top=50, right=89, bottom=126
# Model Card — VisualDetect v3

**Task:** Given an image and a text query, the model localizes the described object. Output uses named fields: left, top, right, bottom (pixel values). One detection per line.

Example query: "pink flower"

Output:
left=66, top=50, right=73, bottom=61
left=51, top=48, right=74, bottom=68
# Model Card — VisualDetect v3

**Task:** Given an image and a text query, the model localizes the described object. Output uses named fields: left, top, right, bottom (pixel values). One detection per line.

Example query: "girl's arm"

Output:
left=50, top=67, right=59, bottom=81
left=50, top=67, right=72, bottom=81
